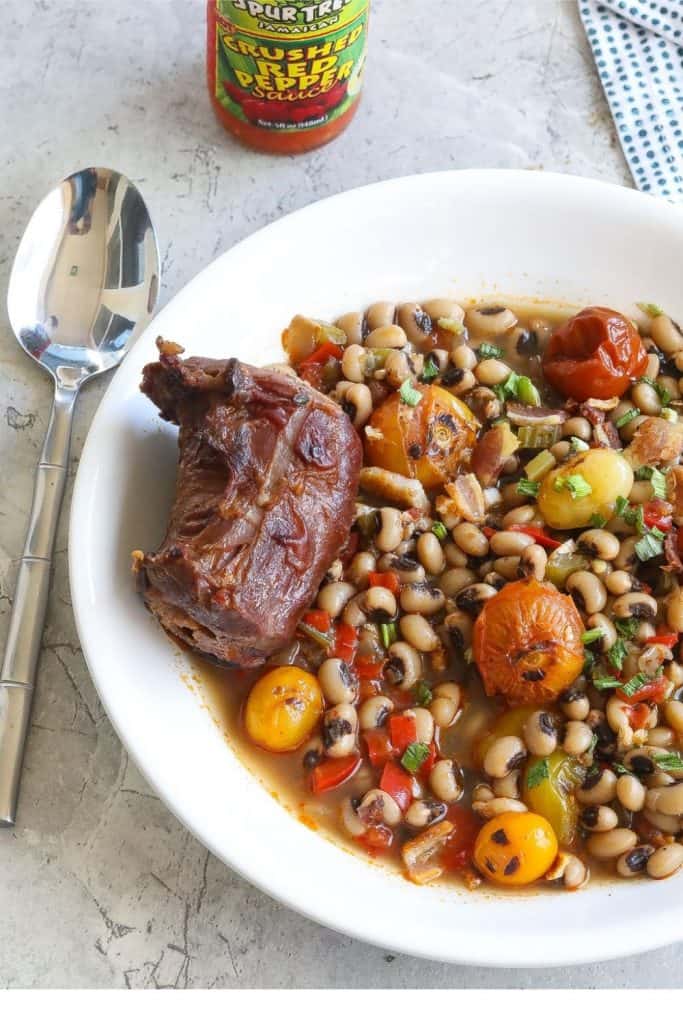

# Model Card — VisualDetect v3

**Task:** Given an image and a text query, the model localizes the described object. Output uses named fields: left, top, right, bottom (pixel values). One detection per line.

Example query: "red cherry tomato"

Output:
left=542, top=306, right=647, bottom=401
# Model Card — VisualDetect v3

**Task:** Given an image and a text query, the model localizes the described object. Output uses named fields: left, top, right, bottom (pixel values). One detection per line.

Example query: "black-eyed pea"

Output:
left=376, top=507, right=403, bottom=552
left=643, top=807, right=681, bottom=834
left=483, top=735, right=527, bottom=779
left=399, top=614, right=440, bottom=652
left=577, top=528, right=620, bottom=561
left=317, top=581, right=357, bottom=617
left=566, top=570, right=607, bottom=614
left=472, top=797, right=527, bottom=819
left=440, top=567, right=478, bottom=596
left=322, top=704, right=358, bottom=758
left=443, top=541, right=469, bottom=567
left=319, top=658, right=359, bottom=705
left=518, top=544, right=547, bottom=581
left=405, top=707, right=435, bottom=744
left=666, top=588, right=683, bottom=632
left=562, top=720, right=594, bottom=756
left=544, top=852, right=589, bottom=890
left=562, top=416, right=592, bottom=441
left=422, top=297, right=465, bottom=324
left=585, top=612, right=616, bottom=652
left=604, top=570, right=636, bottom=595
left=335, top=310, right=364, bottom=346
left=385, top=641, right=422, bottom=688
left=522, top=710, right=558, bottom=757
left=492, top=556, right=521, bottom=581
left=645, top=782, right=683, bottom=816
left=363, top=586, right=397, bottom=621
left=586, top=828, right=637, bottom=860
left=617, top=844, right=654, bottom=878
left=384, top=349, right=412, bottom=388
left=647, top=727, right=676, bottom=748
left=341, top=343, right=367, bottom=382
left=358, top=695, right=394, bottom=731
left=341, top=796, right=367, bottom=838
left=559, top=689, right=590, bottom=721
left=615, top=772, right=646, bottom=812
left=365, top=324, right=407, bottom=349
left=646, top=843, right=683, bottom=879
left=399, top=582, right=445, bottom=615
left=492, top=769, right=521, bottom=800
left=576, top=768, right=618, bottom=805
left=631, top=379, right=661, bottom=415
left=664, top=700, right=683, bottom=734
left=450, top=345, right=477, bottom=371
left=489, top=530, right=534, bottom=557
left=650, top=314, right=683, bottom=355
left=611, top=591, right=658, bottom=619
left=359, top=788, right=402, bottom=827
left=429, top=759, right=464, bottom=803
left=443, top=611, right=473, bottom=651
left=465, top=305, right=517, bottom=336
left=472, top=783, right=495, bottom=803
left=397, top=302, right=433, bottom=346
left=454, top=583, right=497, bottom=617
left=474, top=358, right=512, bottom=387
left=343, top=383, right=373, bottom=427
left=445, top=368, right=477, bottom=396
left=451, top=522, right=489, bottom=557
left=579, top=805, right=619, bottom=832
left=416, top=531, right=446, bottom=575
left=405, top=798, right=448, bottom=830
left=347, top=551, right=377, bottom=588
left=365, top=301, right=395, bottom=332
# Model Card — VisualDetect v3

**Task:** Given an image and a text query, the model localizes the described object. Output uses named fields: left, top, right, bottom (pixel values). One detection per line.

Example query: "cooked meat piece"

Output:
left=136, top=340, right=362, bottom=668
left=625, top=416, right=683, bottom=469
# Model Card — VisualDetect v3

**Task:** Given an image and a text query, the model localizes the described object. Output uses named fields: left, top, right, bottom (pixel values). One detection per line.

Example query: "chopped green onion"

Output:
left=615, top=496, right=630, bottom=517
left=612, top=762, right=631, bottom=775
left=592, top=675, right=621, bottom=691
left=413, top=681, right=433, bottom=707
left=653, top=753, right=683, bottom=772
left=553, top=473, right=593, bottom=499
left=526, top=758, right=550, bottom=789
left=570, top=436, right=590, bottom=454
left=661, top=408, right=678, bottom=423
left=399, top=379, right=422, bottom=406
left=620, top=672, right=648, bottom=698
left=379, top=622, right=398, bottom=649
left=635, top=466, right=668, bottom=499
left=639, top=376, right=672, bottom=406
left=437, top=317, right=464, bottom=336
left=516, top=376, right=541, bottom=407
left=420, top=355, right=440, bottom=382
left=616, top=618, right=640, bottom=640
left=635, top=528, right=665, bottom=562
left=401, top=741, right=431, bottom=774
left=297, top=621, right=331, bottom=649
left=637, top=302, right=664, bottom=319
left=583, top=649, right=597, bottom=675
left=477, top=342, right=503, bottom=360
left=581, top=627, right=605, bottom=646
left=431, top=521, right=448, bottom=541
left=616, top=408, right=640, bottom=429
left=589, top=513, right=608, bottom=528
left=517, top=424, right=561, bottom=448
left=608, top=639, right=629, bottom=672
left=525, top=449, right=557, bottom=482
left=516, top=478, right=541, bottom=498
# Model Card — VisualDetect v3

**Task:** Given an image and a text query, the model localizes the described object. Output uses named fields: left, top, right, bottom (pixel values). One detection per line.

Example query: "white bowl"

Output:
left=69, top=170, right=683, bottom=967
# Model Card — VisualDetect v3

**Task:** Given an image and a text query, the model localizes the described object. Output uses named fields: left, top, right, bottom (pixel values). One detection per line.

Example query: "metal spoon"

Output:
left=2, top=167, right=160, bottom=825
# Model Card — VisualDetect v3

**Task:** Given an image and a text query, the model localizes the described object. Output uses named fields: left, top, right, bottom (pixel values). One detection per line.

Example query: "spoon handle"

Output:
left=0, top=384, right=76, bottom=826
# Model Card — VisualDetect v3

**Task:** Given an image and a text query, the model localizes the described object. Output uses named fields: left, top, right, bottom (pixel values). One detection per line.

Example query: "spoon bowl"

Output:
left=1, top=167, right=159, bottom=826
left=8, top=167, right=159, bottom=388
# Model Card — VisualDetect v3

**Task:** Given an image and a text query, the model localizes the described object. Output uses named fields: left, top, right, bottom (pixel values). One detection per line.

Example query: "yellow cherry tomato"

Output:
left=522, top=751, right=584, bottom=846
left=538, top=449, right=633, bottom=530
left=364, top=384, right=480, bottom=489
left=474, top=811, right=558, bottom=886
left=244, top=666, right=323, bottom=753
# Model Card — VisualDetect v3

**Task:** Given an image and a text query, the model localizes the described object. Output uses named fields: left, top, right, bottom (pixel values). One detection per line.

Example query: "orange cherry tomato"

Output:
left=472, top=578, right=584, bottom=705
left=364, top=384, right=480, bottom=489
left=542, top=306, right=647, bottom=401
left=474, top=812, right=558, bottom=886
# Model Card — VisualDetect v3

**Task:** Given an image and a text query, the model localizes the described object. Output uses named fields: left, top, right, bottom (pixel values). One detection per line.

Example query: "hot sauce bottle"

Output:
left=207, top=1, right=370, bottom=154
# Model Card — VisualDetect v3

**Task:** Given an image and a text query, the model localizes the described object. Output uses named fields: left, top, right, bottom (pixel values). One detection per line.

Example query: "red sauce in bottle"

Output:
left=207, top=1, right=370, bottom=155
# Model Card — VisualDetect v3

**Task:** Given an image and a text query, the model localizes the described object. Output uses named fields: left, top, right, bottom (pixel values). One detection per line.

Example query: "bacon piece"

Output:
left=435, top=473, right=486, bottom=524
left=506, top=403, right=567, bottom=426
left=470, top=422, right=519, bottom=487
left=625, top=417, right=683, bottom=469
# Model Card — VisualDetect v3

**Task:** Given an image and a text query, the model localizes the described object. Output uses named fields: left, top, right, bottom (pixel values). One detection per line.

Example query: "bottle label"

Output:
left=213, top=1, right=369, bottom=133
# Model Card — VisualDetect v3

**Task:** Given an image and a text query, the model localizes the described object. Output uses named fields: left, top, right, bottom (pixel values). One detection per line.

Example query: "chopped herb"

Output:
left=635, top=527, right=665, bottom=562
left=493, top=371, right=541, bottom=407
left=589, top=513, right=608, bottom=528
left=615, top=495, right=630, bottom=517
left=583, top=649, right=597, bottom=674
left=477, top=342, right=504, bottom=360
left=570, top=436, right=590, bottom=454
left=637, top=302, right=664, bottom=319
left=612, top=761, right=631, bottom=775
left=653, top=752, right=683, bottom=772
left=616, top=618, right=639, bottom=641
left=592, top=675, right=621, bottom=691
left=553, top=473, right=593, bottom=499
left=661, top=408, right=678, bottom=423
left=399, top=379, right=422, bottom=407
left=526, top=758, right=550, bottom=789
left=293, top=392, right=310, bottom=406
left=638, top=376, right=672, bottom=406
left=431, top=520, right=448, bottom=541
left=420, top=354, right=440, bottom=382
left=379, top=622, right=398, bottom=649
left=616, top=408, right=640, bottom=429
left=401, top=741, right=431, bottom=774
left=413, top=681, right=433, bottom=707
left=620, top=672, right=648, bottom=698
left=437, top=317, right=464, bottom=336
left=297, top=621, right=331, bottom=649
left=608, top=639, right=629, bottom=672
left=525, top=449, right=557, bottom=481
left=582, top=627, right=605, bottom=646
left=516, top=478, right=541, bottom=498
left=635, top=465, right=668, bottom=499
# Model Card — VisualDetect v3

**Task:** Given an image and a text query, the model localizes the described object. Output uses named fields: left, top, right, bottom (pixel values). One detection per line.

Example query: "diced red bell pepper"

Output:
left=507, top=524, right=563, bottom=550
left=332, top=623, right=358, bottom=664
left=359, top=677, right=383, bottom=701
left=379, top=761, right=413, bottom=812
left=649, top=634, right=679, bottom=648
left=388, top=714, right=418, bottom=754
left=367, top=571, right=401, bottom=596
left=626, top=703, right=652, bottom=729
left=418, top=741, right=438, bottom=780
left=302, top=609, right=331, bottom=634
left=354, top=657, right=385, bottom=681
left=356, top=824, right=394, bottom=854
left=298, top=340, right=344, bottom=368
left=387, top=685, right=420, bottom=711
left=618, top=677, right=669, bottom=706
left=440, top=805, right=480, bottom=873
left=643, top=499, right=673, bottom=532
left=309, top=754, right=360, bottom=795
left=364, top=729, right=396, bottom=769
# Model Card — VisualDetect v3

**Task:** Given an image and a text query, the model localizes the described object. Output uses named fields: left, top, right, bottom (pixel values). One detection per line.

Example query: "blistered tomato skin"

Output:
left=364, top=385, right=480, bottom=489
left=542, top=306, right=647, bottom=401
left=244, top=667, right=323, bottom=752
left=472, top=579, right=584, bottom=705
left=474, top=812, right=559, bottom=886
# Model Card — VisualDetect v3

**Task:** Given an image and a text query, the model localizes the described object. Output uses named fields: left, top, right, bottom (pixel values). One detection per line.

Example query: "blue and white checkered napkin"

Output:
left=579, top=0, right=683, bottom=199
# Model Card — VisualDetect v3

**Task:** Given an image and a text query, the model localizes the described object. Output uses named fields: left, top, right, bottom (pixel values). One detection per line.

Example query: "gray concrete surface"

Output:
left=0, top=0, right=676, bottom=989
